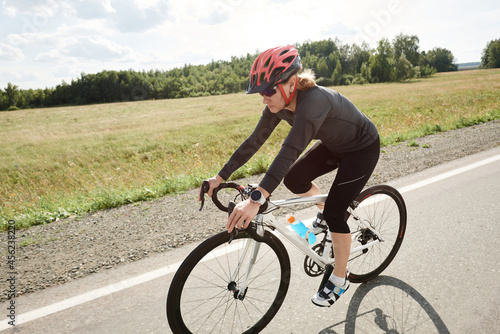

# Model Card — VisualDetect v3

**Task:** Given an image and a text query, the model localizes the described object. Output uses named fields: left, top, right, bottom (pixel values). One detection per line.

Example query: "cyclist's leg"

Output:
left=347, top=184, right=407, bottom=282
left=323, top=137, right=380, bottom=279
left=283, top=141, right=338, bottom=210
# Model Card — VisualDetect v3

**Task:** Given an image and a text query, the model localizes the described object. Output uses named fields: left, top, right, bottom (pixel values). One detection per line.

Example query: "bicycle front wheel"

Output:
left=347, top=185, right=407, bottom=283
left=167, top=228, right=291, bottom=334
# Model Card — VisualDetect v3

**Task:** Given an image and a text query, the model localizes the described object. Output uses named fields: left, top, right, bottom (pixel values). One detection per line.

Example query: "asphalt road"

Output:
left=2, top=146, right=499, bottom=334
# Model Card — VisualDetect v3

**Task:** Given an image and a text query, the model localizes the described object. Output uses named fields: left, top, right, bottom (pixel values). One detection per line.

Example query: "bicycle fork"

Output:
left=227, top=230, right=262, bottom=300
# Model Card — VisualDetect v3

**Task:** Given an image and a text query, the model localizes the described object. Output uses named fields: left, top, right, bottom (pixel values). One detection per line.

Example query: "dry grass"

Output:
left=336, top=69, right=500, bottom=141
left=1, top=69, right=499, bottom=229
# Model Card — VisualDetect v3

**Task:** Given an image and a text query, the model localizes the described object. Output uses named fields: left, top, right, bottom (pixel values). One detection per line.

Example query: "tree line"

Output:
left=480, top=38, right=500, bottom=69
left=1, top=34, right=498, bottom=111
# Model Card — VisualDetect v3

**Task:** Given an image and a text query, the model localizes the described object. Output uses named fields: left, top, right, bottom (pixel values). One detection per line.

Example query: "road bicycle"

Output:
left=167, top=181, right=407, bottom=333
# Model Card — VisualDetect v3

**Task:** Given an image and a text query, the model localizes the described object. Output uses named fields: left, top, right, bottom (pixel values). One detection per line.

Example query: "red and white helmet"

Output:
left=246, top=45, right=302, bottom=94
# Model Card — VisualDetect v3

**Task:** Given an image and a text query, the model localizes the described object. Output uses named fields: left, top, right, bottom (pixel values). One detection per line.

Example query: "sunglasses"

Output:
left=260, top=86, right=279, bottom=97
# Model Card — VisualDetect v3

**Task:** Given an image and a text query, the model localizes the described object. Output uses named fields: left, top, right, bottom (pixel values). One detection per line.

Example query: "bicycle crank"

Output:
left=304, top=244, right=331, bottom=277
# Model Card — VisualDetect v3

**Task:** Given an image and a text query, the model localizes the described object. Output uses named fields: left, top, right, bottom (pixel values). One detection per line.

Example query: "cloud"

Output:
left=5, top=31, right=53, bottom=47
left=0, top=43, right=24, bottom=61
left=35, top=49, right=75, bottom=63
left=322, top=22, right=360, bottom=38
left=68, top=0, right=116, bottom=19
left=113, top=0, right=172, bottom=32
left=3, top=0, right=173, bottom=33
left=65, top=0, right=172, bottom=33
left=2, top=0, right=63, bottom=17
left=31, top=35, right=135, bottom=63
left=198, top=10, right=230, bottom=25
left=63, top=36, right=134, bottom=60
left=4, top=18, right=135, bottom=63
left=0, top=68, right=38, bottom=87
left=197, top=1, right=233, bottom=26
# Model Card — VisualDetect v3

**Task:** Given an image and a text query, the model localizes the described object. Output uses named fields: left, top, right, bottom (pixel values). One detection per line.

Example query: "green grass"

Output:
left=1, top=69, right=499, bottom=230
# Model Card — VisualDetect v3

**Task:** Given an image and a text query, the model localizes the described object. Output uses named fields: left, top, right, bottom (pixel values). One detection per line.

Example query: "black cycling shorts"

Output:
left=284, top=137, right=380, bottom=233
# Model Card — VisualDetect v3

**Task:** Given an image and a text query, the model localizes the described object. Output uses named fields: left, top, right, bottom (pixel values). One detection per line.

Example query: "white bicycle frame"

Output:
left=232, top=194, right=383, bottom=299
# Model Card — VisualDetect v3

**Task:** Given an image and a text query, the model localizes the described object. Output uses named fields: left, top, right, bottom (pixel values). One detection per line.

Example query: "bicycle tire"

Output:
left=347, top=185, right=407, bottom=283
left=167, top=228, right=291, bottom=334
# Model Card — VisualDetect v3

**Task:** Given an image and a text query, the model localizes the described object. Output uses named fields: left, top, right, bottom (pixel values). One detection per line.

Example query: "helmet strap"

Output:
left=278, top=77, right=298, bottom=107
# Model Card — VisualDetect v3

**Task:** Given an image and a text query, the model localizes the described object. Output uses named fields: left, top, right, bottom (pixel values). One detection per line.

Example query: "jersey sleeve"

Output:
left=218, top=108, right=281, bottom=181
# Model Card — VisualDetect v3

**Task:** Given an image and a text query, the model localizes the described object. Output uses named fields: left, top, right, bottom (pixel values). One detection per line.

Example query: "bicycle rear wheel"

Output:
left=347, top=185, right=407, bottom=283
left=167, top=228, right=291, bottom=334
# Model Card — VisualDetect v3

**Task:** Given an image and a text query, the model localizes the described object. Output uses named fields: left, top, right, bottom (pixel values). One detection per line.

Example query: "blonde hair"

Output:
left=297, top=69, right=316, bottom=91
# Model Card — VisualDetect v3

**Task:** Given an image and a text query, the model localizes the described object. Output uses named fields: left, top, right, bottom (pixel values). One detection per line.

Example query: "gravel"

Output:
left=1, top=120, right=499, bottom=302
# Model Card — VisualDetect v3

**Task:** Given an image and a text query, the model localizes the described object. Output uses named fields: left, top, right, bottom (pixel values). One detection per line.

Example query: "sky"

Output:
left=1, top=0, right=499, bottom=90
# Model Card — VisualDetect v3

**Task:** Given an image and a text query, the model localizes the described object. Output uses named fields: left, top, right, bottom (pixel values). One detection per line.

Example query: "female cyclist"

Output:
left=200, top=45, right=380, bottom=307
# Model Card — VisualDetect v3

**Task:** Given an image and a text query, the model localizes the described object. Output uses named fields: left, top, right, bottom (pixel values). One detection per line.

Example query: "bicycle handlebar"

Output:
left=199, top=181, right=245, bottom=212
left=199, top=181, right=268, bottom=214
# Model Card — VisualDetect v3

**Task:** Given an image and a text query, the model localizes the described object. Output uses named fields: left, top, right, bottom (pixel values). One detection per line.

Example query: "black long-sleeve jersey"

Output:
left=219, top=85, right=379, bottom=194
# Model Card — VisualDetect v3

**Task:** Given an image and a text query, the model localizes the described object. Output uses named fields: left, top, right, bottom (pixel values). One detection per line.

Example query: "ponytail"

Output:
left=297, top=69, right=316, bottom=91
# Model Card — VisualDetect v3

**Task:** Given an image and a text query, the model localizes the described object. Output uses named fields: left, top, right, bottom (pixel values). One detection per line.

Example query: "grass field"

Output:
left=1, top=69, right=499, bottom=230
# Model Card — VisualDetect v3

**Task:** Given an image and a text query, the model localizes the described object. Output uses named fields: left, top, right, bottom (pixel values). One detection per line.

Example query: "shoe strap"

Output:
left=313, top=214, right=326, bottom=227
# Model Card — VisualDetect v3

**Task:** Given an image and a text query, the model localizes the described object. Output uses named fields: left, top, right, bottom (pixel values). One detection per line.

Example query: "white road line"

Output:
left=397, top=154, right=500, bottom=194
left=2, top=152, right=499, bottom=330
left=1, top=264, right=181, bottom=331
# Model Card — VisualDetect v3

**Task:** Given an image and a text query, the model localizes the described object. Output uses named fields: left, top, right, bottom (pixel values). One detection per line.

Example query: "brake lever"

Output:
left=199, top=180, right=210, bottom=211
left=227, top=201, right=238, bottom=243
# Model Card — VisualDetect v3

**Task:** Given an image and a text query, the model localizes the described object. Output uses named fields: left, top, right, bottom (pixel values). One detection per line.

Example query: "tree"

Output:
left=0, top=89, right=8, bottom=110
left=5, top=83, right=20, bottom=107
left=393, top=34, right=420, bottom=66
left=359, top=61, right=371, bottom=83
left=298, top=39, right=338, bottom=59
left=349, top=43, right=372, bottom=75
left=480, top=39, right=500, bottom=69
left=369, top=38, right=395, bottom=82
left=316, top=57, right=330, bottom=78
left=394, top=55, right=417, bottom=81
left=300, top=51, right=319, bottom=74
left=419, top=64, right=437, bottom=77
left=423, top=48, right=458, bottom=72
left=331, top=60, right=343, bottom=85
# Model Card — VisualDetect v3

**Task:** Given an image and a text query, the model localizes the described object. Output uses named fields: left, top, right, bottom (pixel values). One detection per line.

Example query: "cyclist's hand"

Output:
left=227, top=199, right=260, bottom=233
left=198, top=175, right=223, bottom=201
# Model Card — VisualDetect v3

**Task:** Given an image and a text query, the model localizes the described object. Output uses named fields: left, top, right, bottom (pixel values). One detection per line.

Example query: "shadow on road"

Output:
left=319, top=276, right=450, bottom=334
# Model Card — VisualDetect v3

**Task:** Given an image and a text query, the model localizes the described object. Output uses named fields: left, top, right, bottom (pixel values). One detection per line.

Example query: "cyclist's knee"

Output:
left=283, top=174, right=311, bottom=194
left=323, top=212, right=350, bottom=233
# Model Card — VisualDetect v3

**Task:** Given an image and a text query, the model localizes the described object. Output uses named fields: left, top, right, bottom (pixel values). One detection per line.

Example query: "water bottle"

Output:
left=287, top=215, right=316, bottom=245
